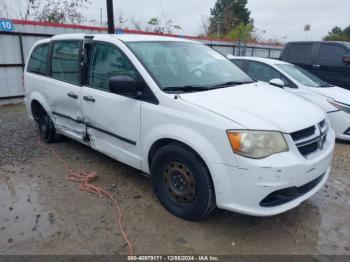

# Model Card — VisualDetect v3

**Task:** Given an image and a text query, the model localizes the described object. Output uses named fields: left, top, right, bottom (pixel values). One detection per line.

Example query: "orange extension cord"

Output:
left=38, top=139, right=134, bottom=256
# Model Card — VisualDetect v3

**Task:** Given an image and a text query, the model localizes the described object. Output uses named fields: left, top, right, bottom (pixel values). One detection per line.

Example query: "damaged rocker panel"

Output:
left=52, top=111, right=136, bottom=146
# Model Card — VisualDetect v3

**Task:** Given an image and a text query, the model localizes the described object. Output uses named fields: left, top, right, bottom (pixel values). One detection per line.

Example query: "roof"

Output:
left=285, top=41, right=349, bottom=45
left=229, top=56, right=290, bottom=65
left=50, top=33, right=197, bottom=43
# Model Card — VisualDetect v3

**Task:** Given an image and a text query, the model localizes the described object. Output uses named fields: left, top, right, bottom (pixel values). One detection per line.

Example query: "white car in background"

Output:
left=228, top=56, right=350, bottom=141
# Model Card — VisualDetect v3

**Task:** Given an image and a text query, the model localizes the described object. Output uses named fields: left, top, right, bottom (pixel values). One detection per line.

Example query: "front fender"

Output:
left=141, top=124, right=226, bottom=172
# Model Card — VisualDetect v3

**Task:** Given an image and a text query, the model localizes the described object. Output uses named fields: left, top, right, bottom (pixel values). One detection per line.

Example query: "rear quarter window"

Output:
left=286, top=44, right=313, bottom=64
left=27, top=44, right=49, bottom=75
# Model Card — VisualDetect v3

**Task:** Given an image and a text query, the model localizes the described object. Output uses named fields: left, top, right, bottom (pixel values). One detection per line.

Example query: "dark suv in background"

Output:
left=280, top=41, right=350, bottom=90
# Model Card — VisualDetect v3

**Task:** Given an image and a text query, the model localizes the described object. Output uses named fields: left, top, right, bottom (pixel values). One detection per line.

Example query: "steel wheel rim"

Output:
left=163, top=161, right=196, bottom=204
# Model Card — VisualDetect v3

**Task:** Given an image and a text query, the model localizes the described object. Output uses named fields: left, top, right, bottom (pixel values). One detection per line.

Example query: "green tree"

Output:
left=208, top=0, right=252, bottom=36
left=324, top=26, right=350, bottom=41
left=228, top=22, right=253, bottom=41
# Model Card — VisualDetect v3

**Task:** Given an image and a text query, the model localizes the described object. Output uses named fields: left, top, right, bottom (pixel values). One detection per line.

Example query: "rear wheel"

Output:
left=151, top=143, right=216, bottom=221
left=38, top=111, right=57, bottom=143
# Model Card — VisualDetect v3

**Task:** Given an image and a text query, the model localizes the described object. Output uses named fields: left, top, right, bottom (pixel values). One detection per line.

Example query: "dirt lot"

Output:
left=0, top=103, right=349, bottom=255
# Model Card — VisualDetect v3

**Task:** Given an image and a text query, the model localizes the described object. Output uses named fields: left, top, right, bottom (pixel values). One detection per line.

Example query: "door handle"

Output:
left=312, top=64, right=321, bottom=68
left=83, top=96, right=96, bottom=102
left=67, top=92, right=78, bottom=99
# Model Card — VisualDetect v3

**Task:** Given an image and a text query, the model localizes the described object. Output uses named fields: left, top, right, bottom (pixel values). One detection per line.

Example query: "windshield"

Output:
left=276, top=64, right=333, bottom=88
left=126, top=41, right=253, bottom=91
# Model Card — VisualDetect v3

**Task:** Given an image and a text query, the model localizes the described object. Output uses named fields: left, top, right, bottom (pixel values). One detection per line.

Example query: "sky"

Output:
left=88, top=0, right=350, bottom=42
left=3, top=0, right=350, bottom=42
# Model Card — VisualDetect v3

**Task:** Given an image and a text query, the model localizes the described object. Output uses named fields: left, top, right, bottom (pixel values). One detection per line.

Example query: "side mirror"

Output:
left=109, top=76, right=142, bottom=98
left=343, top=55, right=350, bottom=64
left=269, top=78, right=285, bottom=88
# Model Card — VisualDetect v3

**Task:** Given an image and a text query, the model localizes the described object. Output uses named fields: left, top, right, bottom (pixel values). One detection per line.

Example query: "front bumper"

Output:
left=328, top=111, right=350, bottom=140
left=211, top=129, right=335, bottom=216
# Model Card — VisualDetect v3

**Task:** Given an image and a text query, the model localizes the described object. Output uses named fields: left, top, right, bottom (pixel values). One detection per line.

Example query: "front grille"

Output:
left=260, top=173, right=325, bottom=207
left=320, top=120, right=326, bottom=129
left=291, top=126, right=315, bottom=141
left=291, top=120, right=328, bottom=157
left=298, top=142, right=319, bottom=156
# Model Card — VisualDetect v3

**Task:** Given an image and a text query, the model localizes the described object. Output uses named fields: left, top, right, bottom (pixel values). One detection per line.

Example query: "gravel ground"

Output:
left=0, top=103, right=349, bottom=255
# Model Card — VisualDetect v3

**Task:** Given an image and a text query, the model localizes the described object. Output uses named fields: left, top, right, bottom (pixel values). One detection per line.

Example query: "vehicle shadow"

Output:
left=194, top=202, right=323, bottom=254
left=55, top=136, right=325, bottom=255
left=336, top=138, right=350, bottom=145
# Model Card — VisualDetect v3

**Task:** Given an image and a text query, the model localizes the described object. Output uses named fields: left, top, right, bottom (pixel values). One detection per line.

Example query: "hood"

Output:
left=310, top=86, right=350, bottom=105
left=179, top=82, right=325, bottom=133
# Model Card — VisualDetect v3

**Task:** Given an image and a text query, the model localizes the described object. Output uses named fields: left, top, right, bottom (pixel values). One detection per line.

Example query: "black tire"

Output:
left=151, top=143, right=216, bottom=221
left=38, top=111, right=57, bottom=143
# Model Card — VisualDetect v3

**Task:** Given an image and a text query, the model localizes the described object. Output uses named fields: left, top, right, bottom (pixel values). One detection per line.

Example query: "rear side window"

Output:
left=27, top=44, right=49, bottom=75
left=51, top=41, right=81, bottom=85
left=286, top=44, right=313, bottom=64
left=316, top=44, right=347, bottom=66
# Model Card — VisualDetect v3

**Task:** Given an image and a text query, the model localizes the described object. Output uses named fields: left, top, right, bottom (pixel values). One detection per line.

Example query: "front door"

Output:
left=81, top=42, right=142, bottom=169
left=313, top=43, right=350, bottom=90
left=48, top=40, right=85, bottom=141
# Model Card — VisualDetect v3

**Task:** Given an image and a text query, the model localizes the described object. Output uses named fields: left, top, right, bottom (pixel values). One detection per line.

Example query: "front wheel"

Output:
left=151, top=143, right=216, bottom=221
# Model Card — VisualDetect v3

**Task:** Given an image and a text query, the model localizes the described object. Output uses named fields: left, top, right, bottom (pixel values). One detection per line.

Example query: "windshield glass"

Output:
left=126, top=41, right=253, bottom=91
left=276, top=64, right=333, bottom=88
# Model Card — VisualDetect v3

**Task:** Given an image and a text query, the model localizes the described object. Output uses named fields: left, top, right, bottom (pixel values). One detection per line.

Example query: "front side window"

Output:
left=27, top=44, right=49, bottom=75
left=51, top=41, right=81, bottom=85
left=90, top=43, right=138, bottom=91
left=316, top=44, right=346, bottom=66
left=277, top=64, right=332, bottom=88
left=231, top=59, right=246, bottom=70
left=126, top=41, right=252, bottom=91
left=247, top=61, right=280, bottom=82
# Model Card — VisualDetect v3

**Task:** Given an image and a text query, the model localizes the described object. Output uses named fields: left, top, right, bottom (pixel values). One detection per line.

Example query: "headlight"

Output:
left=328, top=99, right=350, bottom=114
left=227, top=130, right=289, bottom=159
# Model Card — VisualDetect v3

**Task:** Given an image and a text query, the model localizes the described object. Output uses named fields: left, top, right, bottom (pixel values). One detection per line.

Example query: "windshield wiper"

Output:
left=163, top=85, right=212, bottom=93
left=212, top=81, right=254, bottom=89
left=319, top=84, right=334, bottom=88
left=163, top=81, right=255, bottom=93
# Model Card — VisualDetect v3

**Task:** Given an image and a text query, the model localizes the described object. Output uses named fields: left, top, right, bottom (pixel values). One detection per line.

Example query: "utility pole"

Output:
left=100, top=8, right=103, bottom=28
left=106, top=0, right=115, bottom=34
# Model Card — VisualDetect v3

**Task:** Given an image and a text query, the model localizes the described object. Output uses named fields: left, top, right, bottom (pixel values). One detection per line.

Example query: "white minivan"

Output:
left=25, top=34, right=335, bottom=220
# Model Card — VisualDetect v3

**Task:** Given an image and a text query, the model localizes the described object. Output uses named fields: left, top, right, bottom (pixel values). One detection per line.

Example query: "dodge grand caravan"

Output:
left=25, top=34, right=335, bottom=220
